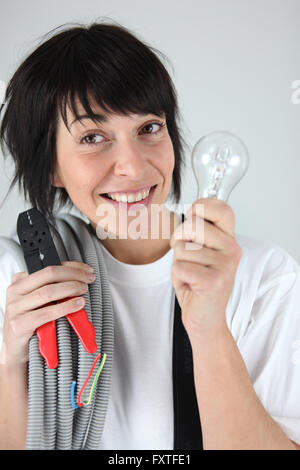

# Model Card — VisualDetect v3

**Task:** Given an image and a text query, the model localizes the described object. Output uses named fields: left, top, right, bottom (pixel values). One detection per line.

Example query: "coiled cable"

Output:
left=24, top=213, right=114, bottom=449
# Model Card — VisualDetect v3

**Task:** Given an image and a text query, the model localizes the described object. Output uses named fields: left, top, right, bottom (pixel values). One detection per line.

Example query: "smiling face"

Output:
left=53, top=99, right=175, bottom=239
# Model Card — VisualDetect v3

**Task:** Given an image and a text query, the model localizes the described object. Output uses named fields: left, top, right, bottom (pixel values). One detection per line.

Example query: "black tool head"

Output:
left=17, top=208, right=61, bottom=274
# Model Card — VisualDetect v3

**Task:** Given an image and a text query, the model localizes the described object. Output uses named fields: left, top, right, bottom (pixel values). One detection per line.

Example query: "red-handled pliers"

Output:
left=17, top=208, right=97, bottom=369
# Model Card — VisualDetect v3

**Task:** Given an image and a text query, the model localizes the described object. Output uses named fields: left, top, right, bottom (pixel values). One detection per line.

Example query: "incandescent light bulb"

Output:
left=191, top=131, right=249, bottom=202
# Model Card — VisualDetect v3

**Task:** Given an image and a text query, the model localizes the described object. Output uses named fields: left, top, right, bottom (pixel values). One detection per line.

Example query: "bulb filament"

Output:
left=207, top=145, right=230, bottom=198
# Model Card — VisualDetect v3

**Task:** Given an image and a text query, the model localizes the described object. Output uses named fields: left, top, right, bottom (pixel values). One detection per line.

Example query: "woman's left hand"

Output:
left=170, top=198, right=242, bottom=335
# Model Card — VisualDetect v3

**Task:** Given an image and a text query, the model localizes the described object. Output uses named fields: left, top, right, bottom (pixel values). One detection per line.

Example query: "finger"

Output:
left=11, top=280, right=89, bottom=315
left=11, top=272, right=28, bottom=284
left=11, top=264, right=95, bottom=296
left=186, top=198, right=236, bottom=237
left=16, top=296, right=87, bottom=338
left=171, top=260, right=213, bottom=293
left=171, top=217, right=232, bottom=251
left=173, top=240, right=227, bottom=268
left=62, top=260, right=94, bottom=272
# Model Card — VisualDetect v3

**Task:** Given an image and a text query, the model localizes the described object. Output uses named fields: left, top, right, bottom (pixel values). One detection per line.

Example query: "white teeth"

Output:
left=105, top=188, right=151, bottom=203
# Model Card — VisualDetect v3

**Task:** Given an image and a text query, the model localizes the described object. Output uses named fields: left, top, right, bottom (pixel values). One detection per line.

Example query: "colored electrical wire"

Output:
left=80, top=353, right=107, bottom=406
left=77, top=353, right=101, bottom=407
left=70, top=353, right=100, bottom=409
left=70, top=381, right=78, bottom=409
left=70, top=353, right=107, bottom=409
left=83, top=353, right=107, bottom=406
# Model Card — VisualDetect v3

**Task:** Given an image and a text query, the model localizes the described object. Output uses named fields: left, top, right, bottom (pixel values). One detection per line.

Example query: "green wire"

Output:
left=83, top=353, right=107, bottom=406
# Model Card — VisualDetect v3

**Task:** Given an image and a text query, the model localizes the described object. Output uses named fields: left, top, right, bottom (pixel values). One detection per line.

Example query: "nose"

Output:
left=113, top=138, right=147, bottom=178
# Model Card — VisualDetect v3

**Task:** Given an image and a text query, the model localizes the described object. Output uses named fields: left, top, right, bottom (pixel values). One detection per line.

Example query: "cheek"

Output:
left=59, top=163, right=98, bottom=216
left=58, top=157, right=99, bottom=194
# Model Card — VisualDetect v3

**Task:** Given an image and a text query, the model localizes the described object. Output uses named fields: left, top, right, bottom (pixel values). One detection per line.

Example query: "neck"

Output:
left=90, top=205, right=182, bottom=265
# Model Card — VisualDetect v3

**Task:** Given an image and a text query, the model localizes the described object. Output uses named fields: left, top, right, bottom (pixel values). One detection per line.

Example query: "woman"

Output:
left=0, top=21, right=300, bottom=450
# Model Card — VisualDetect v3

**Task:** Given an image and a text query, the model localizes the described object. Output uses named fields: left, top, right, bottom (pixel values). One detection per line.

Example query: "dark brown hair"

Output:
left=0, top=20, right=188, bottom=229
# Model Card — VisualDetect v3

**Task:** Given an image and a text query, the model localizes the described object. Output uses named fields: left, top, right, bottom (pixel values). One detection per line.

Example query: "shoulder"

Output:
left=235, top=232, right=299, bottom=287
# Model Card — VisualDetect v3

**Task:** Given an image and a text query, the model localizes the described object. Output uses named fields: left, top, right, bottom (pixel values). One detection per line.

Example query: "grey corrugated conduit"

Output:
left=1, top=214, right=114, bottom=449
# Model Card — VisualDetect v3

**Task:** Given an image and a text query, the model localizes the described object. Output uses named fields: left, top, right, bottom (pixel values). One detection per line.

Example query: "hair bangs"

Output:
left=55, top=28, right=172, bottom=131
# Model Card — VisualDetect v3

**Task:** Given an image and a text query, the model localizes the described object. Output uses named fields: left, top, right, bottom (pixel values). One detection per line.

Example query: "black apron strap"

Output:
left=172, top=212, right=203, bottom=450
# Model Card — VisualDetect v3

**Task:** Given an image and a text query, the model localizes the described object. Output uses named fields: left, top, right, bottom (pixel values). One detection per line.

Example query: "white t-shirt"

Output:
left=0, top=232, right=300, bottom=448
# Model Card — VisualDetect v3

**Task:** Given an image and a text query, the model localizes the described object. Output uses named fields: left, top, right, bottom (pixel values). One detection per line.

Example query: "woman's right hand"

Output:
left=0, top=261, right=95, bottom=366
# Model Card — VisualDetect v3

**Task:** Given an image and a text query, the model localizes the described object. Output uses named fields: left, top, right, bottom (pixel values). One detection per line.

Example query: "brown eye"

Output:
left=81, top=133, right=105, bottom=146
left=142, top=124, right=155, bottom=134
left=140, top=122, right=164, bottom=135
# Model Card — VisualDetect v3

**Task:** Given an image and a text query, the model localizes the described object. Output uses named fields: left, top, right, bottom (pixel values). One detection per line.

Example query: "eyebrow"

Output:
left=69, top=114, right=108, bottom=129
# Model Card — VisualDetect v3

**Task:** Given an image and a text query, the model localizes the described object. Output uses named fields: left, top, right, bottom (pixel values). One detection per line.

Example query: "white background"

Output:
left=0, top=0, right=299, bottom=262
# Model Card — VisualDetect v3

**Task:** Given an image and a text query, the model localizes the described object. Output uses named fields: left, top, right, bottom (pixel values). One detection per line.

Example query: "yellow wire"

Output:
left=83, top=353, right=107, bottom=406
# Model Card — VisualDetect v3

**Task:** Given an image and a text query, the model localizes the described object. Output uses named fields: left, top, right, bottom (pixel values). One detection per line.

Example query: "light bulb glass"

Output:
left=191, top=131, right=249, bottom=202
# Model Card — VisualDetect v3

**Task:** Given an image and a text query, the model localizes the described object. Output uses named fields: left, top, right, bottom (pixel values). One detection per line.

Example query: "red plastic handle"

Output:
left=36, top=297, right=97, bottom=369
left=65, top=307, right=97, bottom=354
left=36, top=320, right=58, bottom=369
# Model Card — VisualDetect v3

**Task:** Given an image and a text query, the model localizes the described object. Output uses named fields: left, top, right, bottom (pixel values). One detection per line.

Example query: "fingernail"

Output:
left=86, top=265, right=94, bottom=273
left=87, top=272, right=95, bottom=282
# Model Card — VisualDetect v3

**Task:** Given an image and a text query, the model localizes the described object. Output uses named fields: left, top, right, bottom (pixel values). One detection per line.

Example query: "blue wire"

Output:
left=71, top=381, right=78, bottom=409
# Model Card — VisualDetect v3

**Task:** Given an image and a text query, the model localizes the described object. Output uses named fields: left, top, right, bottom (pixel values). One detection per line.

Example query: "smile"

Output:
left=100, top=185, right=157, bottom=207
